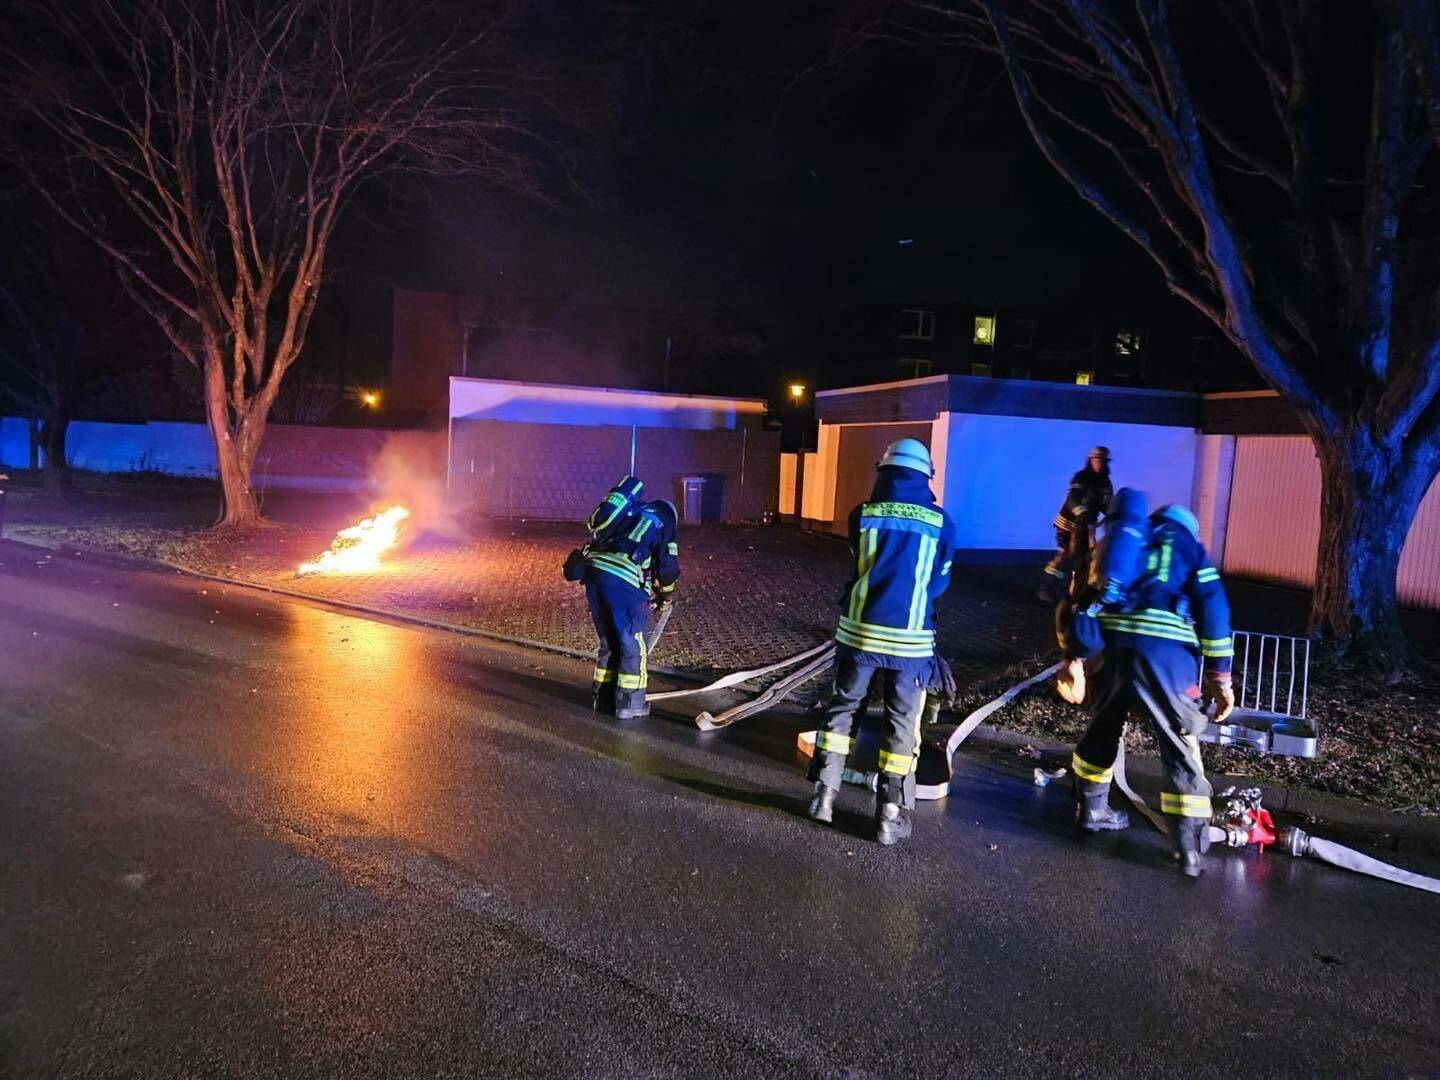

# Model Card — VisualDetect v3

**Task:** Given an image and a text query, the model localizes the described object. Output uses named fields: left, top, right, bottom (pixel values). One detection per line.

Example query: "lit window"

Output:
left=1075, top=371, right=1094, bottom=386
left=900, top=309, right=935, bottom=341
left=1115, top=328, right=1145, bottom=356
left=973, top=315, right=996, bottom=345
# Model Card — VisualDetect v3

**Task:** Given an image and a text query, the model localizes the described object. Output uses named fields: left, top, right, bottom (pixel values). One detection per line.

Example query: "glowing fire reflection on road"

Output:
left=297, top=506, right=411, bottom=576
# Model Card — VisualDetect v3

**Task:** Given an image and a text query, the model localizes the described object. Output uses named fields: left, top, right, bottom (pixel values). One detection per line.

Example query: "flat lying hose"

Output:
left=649, top=641, right=834, bottom=703
left=916, top=662, right=1060, bottom=801
left=696, top=646, right=836, bottom=731
left=1112, top=739, right=1169, bottom=834
left=1287, top=828, right=1440, bottom=895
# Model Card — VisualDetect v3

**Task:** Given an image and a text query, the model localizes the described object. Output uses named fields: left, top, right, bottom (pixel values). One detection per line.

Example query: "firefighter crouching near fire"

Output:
left=806, top=438, right=958, bottom=846
left=1056, top=493, right=1235, bottom=877
left=1040, top=446, right=1113, bottom=602
left=563, top=476, right=679, bottom=720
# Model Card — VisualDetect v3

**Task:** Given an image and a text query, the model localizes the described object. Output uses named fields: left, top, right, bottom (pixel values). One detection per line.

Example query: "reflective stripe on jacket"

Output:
left=836, top=470, right=957, bottom=659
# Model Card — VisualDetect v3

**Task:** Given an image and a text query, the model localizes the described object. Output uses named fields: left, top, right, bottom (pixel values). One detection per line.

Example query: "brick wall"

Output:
left=448, top=419, right=778, bottom=522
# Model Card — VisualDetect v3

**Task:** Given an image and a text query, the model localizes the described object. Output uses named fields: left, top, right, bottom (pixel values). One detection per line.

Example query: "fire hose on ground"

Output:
left=656, top=644, right=1440, bottom=894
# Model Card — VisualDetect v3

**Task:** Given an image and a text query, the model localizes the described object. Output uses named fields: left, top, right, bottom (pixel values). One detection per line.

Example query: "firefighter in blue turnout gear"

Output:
left=1057, top=493, right=1236, bottom=877
left=806, top=438, right=959, bottom=846
left=563, top=476, right=680, bottom=720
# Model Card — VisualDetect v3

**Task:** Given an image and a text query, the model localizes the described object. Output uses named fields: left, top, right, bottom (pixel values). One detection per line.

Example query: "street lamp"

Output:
left=788, top=382, right=807, bottom=403
left=360, top=390, right=381, bottom=409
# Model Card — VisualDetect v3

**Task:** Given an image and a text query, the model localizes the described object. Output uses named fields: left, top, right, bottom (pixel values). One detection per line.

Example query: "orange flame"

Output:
left=297, top=506, right=411, bottom=576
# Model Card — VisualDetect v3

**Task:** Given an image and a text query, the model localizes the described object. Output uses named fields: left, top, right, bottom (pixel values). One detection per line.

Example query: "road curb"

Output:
left=3, top=534, right=716, bottom=686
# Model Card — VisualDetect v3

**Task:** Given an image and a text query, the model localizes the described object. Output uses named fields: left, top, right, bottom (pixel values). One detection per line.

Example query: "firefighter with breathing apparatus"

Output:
left=563, top=476, right=680, bottom=720
left=1040, top=446, right=1113, bottom=602
left=1056, top=489, right=1236, bottom=877
left=806, top=438, right=958, bottom=846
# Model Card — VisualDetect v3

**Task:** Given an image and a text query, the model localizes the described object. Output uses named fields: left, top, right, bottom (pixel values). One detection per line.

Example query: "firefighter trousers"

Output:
left=585, top=575, right=650, bottom=718
left=808, top=645, right=928, bottom=809
left=1071, top=641, right=1213, bottom=824
left=1043, top=522, right=1093, bottom=592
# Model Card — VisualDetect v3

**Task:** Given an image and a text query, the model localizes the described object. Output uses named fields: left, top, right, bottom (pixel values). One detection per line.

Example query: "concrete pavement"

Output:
left=2, top=542, right=1438, bottom=1078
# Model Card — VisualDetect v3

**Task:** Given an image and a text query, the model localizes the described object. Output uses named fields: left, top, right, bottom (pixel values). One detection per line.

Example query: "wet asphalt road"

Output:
left=1, top=543, right=1438, bottom=1079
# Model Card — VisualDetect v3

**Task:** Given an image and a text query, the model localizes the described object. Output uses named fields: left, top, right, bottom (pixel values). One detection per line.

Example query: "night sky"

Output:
left=2, top=0, right=1252, bottom=417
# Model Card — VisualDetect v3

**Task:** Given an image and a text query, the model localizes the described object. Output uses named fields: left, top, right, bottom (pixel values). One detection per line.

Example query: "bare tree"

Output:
left=886, top=0, right=1440, bottom=675
left=2, top=0, right=567, bottom=526
left=0, top=225, right=141, bottom=493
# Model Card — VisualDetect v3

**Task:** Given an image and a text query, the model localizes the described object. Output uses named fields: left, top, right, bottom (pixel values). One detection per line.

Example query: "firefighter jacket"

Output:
left=584, top=500, right=680, bottom=597
left=1053, top=467, right=1113, bottom=533
left=1066, top=517, right=1233, bottom=675
left=835, top=469, right=958, bottom=659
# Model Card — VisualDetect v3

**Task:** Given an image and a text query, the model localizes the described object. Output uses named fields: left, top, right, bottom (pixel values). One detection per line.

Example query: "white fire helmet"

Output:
left=878, top=438, right=934, bottom=477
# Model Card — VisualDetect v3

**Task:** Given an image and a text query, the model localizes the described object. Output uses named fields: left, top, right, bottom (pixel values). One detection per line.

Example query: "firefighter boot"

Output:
left=874, top=798, right=913, bottom=846
left=807, top=781, right=837, bottom=824
left=1173, top=818, right=1211, bottom=878
left=1075, top=781, right=1130, bottom=832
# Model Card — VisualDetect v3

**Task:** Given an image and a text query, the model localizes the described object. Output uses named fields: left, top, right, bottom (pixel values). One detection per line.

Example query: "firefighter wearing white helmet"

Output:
left=806, top=438, right=958, bottom=845
left=1056, top=494, right=1235, bottom=877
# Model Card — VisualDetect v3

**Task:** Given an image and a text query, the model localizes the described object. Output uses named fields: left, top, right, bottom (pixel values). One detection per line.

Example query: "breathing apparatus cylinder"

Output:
left=1087, top=487, right=1151, bottom=609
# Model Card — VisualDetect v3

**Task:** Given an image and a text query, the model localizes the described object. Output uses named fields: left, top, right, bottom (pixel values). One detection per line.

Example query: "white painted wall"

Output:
left=939, top=413, right=1199, bottom=549
left=1224, top=435, right=1440, bottom=610
left=1190, top=435, right=1236, bottom=562
left=779, top=452, right=798, bottom=515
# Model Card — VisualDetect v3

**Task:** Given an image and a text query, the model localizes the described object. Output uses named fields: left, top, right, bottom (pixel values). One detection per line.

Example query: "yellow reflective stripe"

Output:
left=849, top=529, right=879, bottom=621
left=590, top=492, right=628, bottom=531
left=1201, top=636, right=1233, bottom=657
left=1071, top=752, right=1114, bottom=784
left=588, top=553, right=644, bottom=587
left=593, top=667, right=616, bottom=683
left=618, top=673, right=645, bottom=690
left=667, top=542, right=678, bottom=556
left=636, top=633, right=647, bottom=689
left=835, top=617, right=935, bottom=657
left=833, top=633, right=934, bottom=658
left=836, top=617, right=934, bottom=643
left=1196, top=566, right=1220, bottom=583
left=628, top=517, right=652, bottom=542
left=908, top=532, right=938, bottom=631
left=862, top=502, right=944, bottom=527
left=815, top=731, right=853, bottom=754
left=1158, top=539, right=1172, bottom=583
left=655, top=581, right=676, bottom=595
left=877, top=749, right=913, bottom=774
left=1161, top=792, right=1212, bottom=819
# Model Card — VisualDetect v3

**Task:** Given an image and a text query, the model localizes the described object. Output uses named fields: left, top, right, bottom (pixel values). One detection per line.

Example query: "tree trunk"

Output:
left=38, top=417, right=69, bottom=493
left=202, top=346, right=262, bottom=528
left=1310, top=429, right=1435, bottom=680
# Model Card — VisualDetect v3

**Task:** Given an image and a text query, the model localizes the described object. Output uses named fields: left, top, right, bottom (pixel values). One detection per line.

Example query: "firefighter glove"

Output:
left=1056, top=658, right=1086, bottom=704
left=931, top=654, right=959, bottom=709
left=562, top=548, right=586, bottom=582
left=1203, top=671, right=1235, bottom=723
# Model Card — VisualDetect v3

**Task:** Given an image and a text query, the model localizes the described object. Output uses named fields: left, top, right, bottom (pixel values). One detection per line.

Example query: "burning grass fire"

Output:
left=297, top=506, right=411, bottom=576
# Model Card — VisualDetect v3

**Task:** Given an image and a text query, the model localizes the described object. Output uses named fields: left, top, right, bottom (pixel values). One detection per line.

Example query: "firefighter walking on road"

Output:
left=564, top=476, right=679, bottom=720
left=1040, top=446, right=1113, bottom=602
left=806, top=439, right=958, bottom=846
left=1057, top=498, right=1235, bottom=876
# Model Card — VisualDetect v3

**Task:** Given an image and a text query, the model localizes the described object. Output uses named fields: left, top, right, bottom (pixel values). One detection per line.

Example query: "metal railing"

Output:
left=1233, top=630, right=1310, bottom=719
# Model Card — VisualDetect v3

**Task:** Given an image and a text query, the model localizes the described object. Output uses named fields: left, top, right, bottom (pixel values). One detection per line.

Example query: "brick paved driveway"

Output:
left=122, top=519, right=1057, bottom=682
